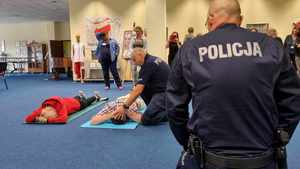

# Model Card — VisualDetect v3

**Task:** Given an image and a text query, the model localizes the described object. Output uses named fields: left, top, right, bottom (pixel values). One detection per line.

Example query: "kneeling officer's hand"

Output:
left=113, top=106, right=126, bottom=120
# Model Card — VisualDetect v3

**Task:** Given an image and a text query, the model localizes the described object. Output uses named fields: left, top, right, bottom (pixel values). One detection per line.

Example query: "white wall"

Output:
left=0, top=21, right=55, bottom=57
left=167, top=0, right=209, bottom=41
left=167, top=0, right=300, bottom=41
left=55, top=21, right=71, bottom=40
left=240, top=0, right=300, bottom=38
left=0, top=21, right=71, bottom=57
left=145, top=0, right=167, bottom=59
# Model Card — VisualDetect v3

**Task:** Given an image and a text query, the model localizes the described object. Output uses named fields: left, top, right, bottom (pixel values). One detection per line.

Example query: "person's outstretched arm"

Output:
left=25, top=106, right=43, bottom=123
left=90, top=105, right=115, bottom=125
left=90, top=112, right=114, bottom=125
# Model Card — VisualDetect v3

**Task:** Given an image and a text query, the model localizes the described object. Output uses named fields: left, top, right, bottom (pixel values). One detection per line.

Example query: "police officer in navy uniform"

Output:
left=166, top=0, right=300, bottom=169
left=113, top=46, right=170, bottom=125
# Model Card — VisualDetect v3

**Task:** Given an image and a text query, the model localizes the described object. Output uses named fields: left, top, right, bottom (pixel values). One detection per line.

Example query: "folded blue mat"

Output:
left=80, top=106, right=146, bottom=129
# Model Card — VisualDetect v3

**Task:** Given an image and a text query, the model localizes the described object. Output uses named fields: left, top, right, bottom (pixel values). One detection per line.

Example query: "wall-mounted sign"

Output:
left=85, top=17, right=122, bottom=48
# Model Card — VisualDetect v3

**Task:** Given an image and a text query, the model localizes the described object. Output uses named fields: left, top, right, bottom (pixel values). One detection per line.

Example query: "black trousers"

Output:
left=290, top=54, right=298, bottom=71
left=168, top=54, right=175, bottom=66
left=141, top=92, right=168, bottom=125
left=99, top=57, right=122, bottom=87
left=74, top=96, right=96, bottom=110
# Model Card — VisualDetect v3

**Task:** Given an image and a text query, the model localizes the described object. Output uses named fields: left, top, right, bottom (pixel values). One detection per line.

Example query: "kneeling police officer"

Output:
left=114, top=45, right=170, bottom=125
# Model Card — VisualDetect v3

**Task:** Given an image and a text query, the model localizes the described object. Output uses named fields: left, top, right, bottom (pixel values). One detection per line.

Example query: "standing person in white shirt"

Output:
left=72, top=35, right=85, bottom=80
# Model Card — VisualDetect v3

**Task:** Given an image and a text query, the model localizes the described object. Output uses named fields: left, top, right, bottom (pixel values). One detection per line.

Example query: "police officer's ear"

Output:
left=237, top=15, right=243, bottom=26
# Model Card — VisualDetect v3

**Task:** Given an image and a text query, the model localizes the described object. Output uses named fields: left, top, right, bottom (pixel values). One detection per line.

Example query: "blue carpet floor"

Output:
left=0, top=75, right=299, bottom=169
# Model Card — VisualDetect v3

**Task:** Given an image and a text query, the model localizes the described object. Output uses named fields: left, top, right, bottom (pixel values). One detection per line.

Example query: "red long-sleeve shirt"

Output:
left=25, top=96, right=81, bottom=123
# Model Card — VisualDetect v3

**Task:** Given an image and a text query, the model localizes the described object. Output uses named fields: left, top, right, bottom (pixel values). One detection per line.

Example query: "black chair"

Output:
left=0, top=61, right=8, bottom=90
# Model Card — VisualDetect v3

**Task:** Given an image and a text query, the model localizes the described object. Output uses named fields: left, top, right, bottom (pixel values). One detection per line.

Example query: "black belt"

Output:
left=204, top=150, right=274, bottom=169
left=188, top=135, right=274, bottom=169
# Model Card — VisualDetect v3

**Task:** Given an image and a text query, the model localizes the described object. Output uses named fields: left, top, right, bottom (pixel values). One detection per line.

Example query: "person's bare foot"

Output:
left=79, top=90, right=86, bottom=98
left=94, top=91, right=101, bottom=101
left=94, top=91, right=109, bottom=101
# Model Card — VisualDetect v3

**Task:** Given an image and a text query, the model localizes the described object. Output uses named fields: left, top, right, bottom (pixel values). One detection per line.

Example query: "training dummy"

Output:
left=90, top=95, right=145, bottom=125
left=25, top=91, right=107, bottom=124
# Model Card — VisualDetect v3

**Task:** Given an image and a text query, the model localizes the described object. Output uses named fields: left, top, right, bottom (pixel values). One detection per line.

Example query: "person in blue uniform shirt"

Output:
left=166, top=0, right=300, bottom=169
left=113, top=46, right=170, bottom=125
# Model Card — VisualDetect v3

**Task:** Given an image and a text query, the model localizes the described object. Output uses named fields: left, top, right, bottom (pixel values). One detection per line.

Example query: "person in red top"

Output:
left=25, top=92, right=106, bottom=124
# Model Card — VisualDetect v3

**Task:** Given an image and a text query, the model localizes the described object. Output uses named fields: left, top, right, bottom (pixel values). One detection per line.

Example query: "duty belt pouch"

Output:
left=275, top=129, right=289, bottom=169
left=275, top=147, right=288, bottom=169
left=189, top=135, right=205, bottom=168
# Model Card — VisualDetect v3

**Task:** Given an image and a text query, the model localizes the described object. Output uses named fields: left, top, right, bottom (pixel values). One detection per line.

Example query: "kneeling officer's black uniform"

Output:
left=137, top=54, right=170, bottom=125
left=166, top=24, right=300, bottom=169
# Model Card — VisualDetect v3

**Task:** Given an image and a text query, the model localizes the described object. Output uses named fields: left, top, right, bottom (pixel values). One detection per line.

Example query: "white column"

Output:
left=145, top=0, right=167, bottom=60
left=46, top=22, right=55, bottom=72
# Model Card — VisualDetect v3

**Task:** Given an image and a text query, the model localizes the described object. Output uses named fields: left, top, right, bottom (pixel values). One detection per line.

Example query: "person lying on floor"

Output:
left=112, top=47, right=170, bottom=125
left=25, top=91, right=107, bottom=124
left=90, top=95, right=145, bottom=125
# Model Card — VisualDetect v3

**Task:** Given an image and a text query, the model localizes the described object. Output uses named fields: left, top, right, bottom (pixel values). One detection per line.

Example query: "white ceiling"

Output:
left=0, top=0, right=69, bottom=23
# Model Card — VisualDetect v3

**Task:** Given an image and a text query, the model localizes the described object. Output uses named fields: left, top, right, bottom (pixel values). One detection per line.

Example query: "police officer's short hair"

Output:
left=132, top=47, right=146, bottom=58
left=210, top=0, right=241, bottom=17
